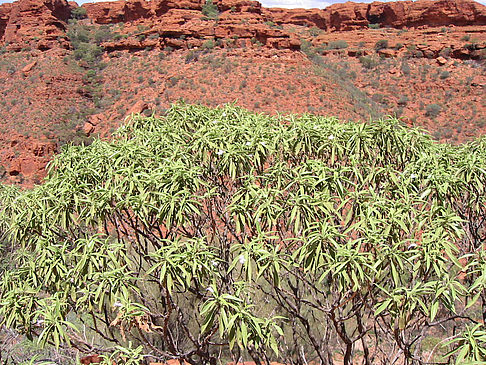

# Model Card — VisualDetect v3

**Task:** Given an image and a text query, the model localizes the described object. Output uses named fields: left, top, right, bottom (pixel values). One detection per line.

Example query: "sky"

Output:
left=0, top=0, right=485, bottom=10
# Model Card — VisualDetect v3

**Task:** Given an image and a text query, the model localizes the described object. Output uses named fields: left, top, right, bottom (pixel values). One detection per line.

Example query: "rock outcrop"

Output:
left=366, top=0, right=486, bottom=28
left=0, top=0, right=72, bottom=50
left=81, top=0, right=486, bottom=52
left=265, top=0, right=486, bottom=31
left=82, top=0, right=153, bottom=24
left=1, top=0, right=485, bottom=51
left=81, top=0, right=486, bottom=30
left=0, top=3, right=12, bottom=41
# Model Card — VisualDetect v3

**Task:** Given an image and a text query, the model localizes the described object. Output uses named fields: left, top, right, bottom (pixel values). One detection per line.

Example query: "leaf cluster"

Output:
left=1, top=103, right=486, bottom=364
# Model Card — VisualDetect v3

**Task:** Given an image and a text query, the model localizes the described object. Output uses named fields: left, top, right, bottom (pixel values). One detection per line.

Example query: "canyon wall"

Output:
left=0, top=0, right=485, bottom=49
left=0, top=0, right=72, bottom=49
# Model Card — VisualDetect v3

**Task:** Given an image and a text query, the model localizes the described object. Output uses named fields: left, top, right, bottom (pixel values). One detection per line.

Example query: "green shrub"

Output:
left=70, top=7, right=87, bottom=20
left=326, top=40, right=348, bottom=50
left=359, top=55, right=378, bottom=69
left=202, top=0, right=219, bottom=20
left=405, top=44, right=424, bottom=58
left=397, top=95, right=408, bottom=106
left=368, top=23, right=380, bottom=29
left=309, top=26, right=321, bottom=37
left=440, top=70, right=450, bottom=79
left=425, top=103, right=442, bottom=117
left=1, top=104, right=486, bottom=364
left=401, top=61, right=411, bottom=75
left=374, top=39, right=388, bottom=51
left=202, top=38, right=216, bottom=50
left=93, top=26, right=114, bottom=44
left=439, top=47, right=452, bottom=58
left=464, top=42, right=479, bottom=51
left=73, top=43, right=103, bottom=64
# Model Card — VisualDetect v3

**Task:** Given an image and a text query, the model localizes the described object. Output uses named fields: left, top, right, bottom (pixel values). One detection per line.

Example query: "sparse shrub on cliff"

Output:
left=368, top=23, right=380, bottom=29
left=202, top=0, right=219, bottom=20
left=70, top=6, right=87, bottom=20
left=374, top=39, right=388, bottom=51
left=309, top=26, right=321, bottom=37
left=397, top=94, right=408, bottom=106
left=425, top=103, right=442, bottom=118
left=480, top=49, right=486, bottom=60
left=401, top=60, right=411, bottom=75
left=250, top=37, right=263, bottom=47
left=326, top=40, right=348, bottom=50
left=440, top=47, right=452, bottom=58
left=405, top=44, right=424, bottom=58
left=359, top=55, right=378, bottom=69
left=464, top=41, right=479, bottom=51
left=185, top=50, right=200, bottom=63
left=440, top=70, right=450, bottom=79
left=202, top=38, right=216, bottom=50
left=93, top=25, right=115, bottom=44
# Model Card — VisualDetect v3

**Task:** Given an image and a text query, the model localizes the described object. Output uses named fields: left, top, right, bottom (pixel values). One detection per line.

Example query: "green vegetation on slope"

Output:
left=0, top=103, right=486, bottom=364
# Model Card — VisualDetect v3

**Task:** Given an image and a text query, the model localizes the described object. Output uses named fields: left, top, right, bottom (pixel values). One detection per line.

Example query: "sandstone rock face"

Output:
left=0, top=0, right=71, bottom=50
left=76, top=0, right=486, bottom=53
left=264, top=7, right=328, bottom=29
left=216, top=0, right=262, bottom=13
left=82, top=0, right=152, bottom=24
left=79, top=0, right=486, bottom=31
left=366, top=0, right=486, bottom=28
left=82, top=0, right=205, bottom=24
left=0, top=3, right=12, bottom=41
left=266, top=0, right=486, bottom=31
left=1, top=0, right=485, bottom=52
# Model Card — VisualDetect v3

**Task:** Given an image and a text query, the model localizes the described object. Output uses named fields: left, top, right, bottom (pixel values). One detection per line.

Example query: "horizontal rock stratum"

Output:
left=0, top=0, right=485, bottom=50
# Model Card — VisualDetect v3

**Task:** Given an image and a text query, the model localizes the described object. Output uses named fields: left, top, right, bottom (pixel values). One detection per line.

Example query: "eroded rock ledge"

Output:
left=0, top=0, right=485, bottom=52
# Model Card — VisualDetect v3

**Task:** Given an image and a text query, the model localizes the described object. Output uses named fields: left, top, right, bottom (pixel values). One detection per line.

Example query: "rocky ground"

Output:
left=0, top=0, right=485, bottom=186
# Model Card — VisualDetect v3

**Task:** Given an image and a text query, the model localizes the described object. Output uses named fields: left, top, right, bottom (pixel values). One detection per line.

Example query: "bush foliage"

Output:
left=1, top=103, right=486, bottom=364
left=202, top=0, right=219, bottom=20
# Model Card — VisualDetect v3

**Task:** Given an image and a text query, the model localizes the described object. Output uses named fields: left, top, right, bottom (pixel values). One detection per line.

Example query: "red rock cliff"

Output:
left=1, top=0, right=72, bottom=49
left=365, top=0, right=486, bottom=28
left=265, top=0, right=486, bottom=31
left=82, top=0, right=486, bottom=30
left=0, top=3, right=12, bottom=40
left=0, top=0, right=485, bottom=50
left=82, top=0, right=205, bottom=24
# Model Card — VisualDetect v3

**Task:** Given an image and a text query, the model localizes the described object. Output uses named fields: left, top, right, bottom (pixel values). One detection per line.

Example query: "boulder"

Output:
left=436, top=55, right=448, bottom=65
left=126, top=100, right=149, bottom=116
left=22, top=60, right=37, bottom=73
